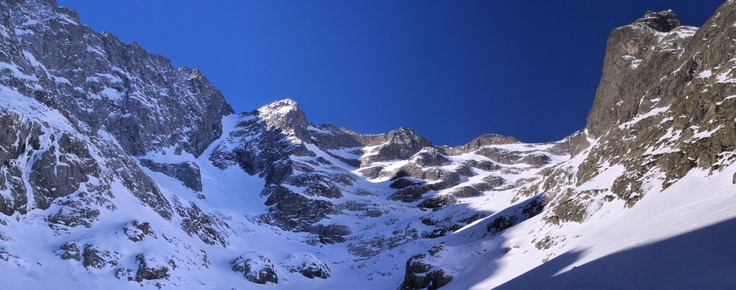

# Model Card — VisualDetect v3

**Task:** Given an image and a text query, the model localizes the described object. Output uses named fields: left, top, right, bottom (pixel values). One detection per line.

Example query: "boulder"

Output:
left=399, top=254, right=453, bottom=290
left=230, top=254, right=278, bottom=284
left=283, top=253, right=331, bottom=279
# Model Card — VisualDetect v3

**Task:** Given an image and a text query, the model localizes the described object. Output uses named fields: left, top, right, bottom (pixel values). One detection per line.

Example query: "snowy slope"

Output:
left=2, top=0, right=736, bottom=289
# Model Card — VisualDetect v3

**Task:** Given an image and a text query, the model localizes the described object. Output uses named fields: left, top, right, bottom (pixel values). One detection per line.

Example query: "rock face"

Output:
left=0, top=0, right=234, bottom=233
left=361, top=127, right=433, bottom=164
left=0, top=0, right=232, bottom=158
left=139, top=160, right=202, bottom=192
left=176, top=201, right=231, bottom=247
left=508, top=3, right=736, bottom=248
left=587, top=9, right=685, bottom=137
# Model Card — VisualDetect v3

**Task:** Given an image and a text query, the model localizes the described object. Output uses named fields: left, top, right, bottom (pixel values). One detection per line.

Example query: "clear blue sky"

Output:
left=57, top=0, right=724, bottom=145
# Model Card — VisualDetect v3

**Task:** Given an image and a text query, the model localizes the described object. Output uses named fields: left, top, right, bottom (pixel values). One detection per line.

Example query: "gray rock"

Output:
left=475, top=147, right=522, bottom=164
left=230, top=254, right=278, bottom=284
left=635, top=10, right=682, bottom=32
left=57, top=242, right=81, bottom=261
left=347, top=227, right=420, bottom=257
left=284, top=173, right=342, bottom=198
left=399, top=253, right=453, bottom=290
left=449, top=133, right=520, bottom=155
left=176, top=201, right=230, bottom=247
left=417, top=195, right=457, bottom=211
left=390, top=185, right=431, bottom=203
left=586, top=10, right=687, bottom=139
left=487, top=215, right=518, bottom=235
left=389, top=178, right=423, bottom=189
left=262, top=185, right=334, bottom=231
left=479, top=175, right=506, bottom=190
left=139, top=159, right=202, bottom=192
left=82, top=244, right=121, bottom=269
left=361, top=127, right=432, bottom=165
left=464, top=159, right=501, bottom=172
left=389, top=166, right=462, bottom=191
left=534, top=235, right=558, bottom=251
left=409, top=148, right=450, bottom=167
left=134, top=254, right=171, bottom=282
left=123, top=220, right=156, bottom=242
left=487, top=196, right=545, bottom=234
left=283, top=253, right=331, bottom=279
left=357, top=166, right=384, bottom=179
left=310, top=224, right=351, bottom=244
left=451, top=186, right=482, bottom=198
left=519, top=153, right=551, bottom=167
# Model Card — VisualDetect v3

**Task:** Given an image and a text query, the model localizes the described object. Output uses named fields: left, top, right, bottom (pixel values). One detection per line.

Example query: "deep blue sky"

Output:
left=57, top=0, right=725, bottom=145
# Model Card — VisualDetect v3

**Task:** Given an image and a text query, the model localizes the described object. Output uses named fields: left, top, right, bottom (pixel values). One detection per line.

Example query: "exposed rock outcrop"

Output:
left=230, top=254, right=279, bottom=284
left=399, top=253, right=453, bottom=290
left=282, top=253, right=331, bottom=279
left=133, top=254, right=172, bottom=282
left=82, top=244, right=122, bottom=269
left=139, top=160, right=202, bottom=192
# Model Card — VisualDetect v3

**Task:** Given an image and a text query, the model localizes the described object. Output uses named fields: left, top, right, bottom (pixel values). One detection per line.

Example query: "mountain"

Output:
left=1, top=0, right=736, bottom=289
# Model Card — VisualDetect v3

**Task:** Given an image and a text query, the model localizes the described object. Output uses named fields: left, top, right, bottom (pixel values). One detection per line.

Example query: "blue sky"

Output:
left=57, top=0, right=724, bottom=145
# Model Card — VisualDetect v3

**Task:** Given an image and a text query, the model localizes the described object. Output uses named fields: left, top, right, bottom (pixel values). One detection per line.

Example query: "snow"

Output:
left=718, top=94, right=736, bottom=105
left=465, top=163, right=736, bottom=289
left=0, top=85, right=74, bottom=132
left=327, top=147, right=362, bottom=160
left=307, top=125, right=333, bottom=135
left=698, top=70, right=713, bottom=78
left=0, top=62, right=39, bottom=81
left=22, top=51, right=44, bottom=69
left=577, top=164, right=624, bottom=191
left=692, top=125, right=722, bottom=140
left=622, top=55, right=642, bottom=69
left=618, top=106, right=670, bottom=129
left=89, top=87, right=123, bottom=100
left=716, top=70, right=736, bottom=83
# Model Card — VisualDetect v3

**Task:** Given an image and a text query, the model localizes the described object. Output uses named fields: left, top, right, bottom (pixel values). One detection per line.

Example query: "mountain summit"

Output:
left=1, top=0, right=736, bottom=289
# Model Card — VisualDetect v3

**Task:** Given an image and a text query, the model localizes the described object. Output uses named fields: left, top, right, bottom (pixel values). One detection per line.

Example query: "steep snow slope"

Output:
left=491, top=164, right=736, bottom=289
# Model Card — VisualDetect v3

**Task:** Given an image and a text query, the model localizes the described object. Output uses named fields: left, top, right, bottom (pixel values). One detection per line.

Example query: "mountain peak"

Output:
left=255, top=99, right=309, bottom=139
left=257, top=97, right=297, bottom=112
left=256, top=98, right=303, bottom=120
left=387, top=127, right=431, bottom=146
left=466, top=133, right=520, bottom=147
left=634, top=9, right=683, bottom=32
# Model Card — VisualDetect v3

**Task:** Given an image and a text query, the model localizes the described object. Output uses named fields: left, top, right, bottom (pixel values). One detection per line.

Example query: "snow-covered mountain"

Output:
left=1, top=0, right=736, bottom=289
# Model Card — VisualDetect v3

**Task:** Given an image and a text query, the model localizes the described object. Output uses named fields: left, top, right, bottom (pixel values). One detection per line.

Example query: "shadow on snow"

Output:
left=496, top=216, right=736, bottom=289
